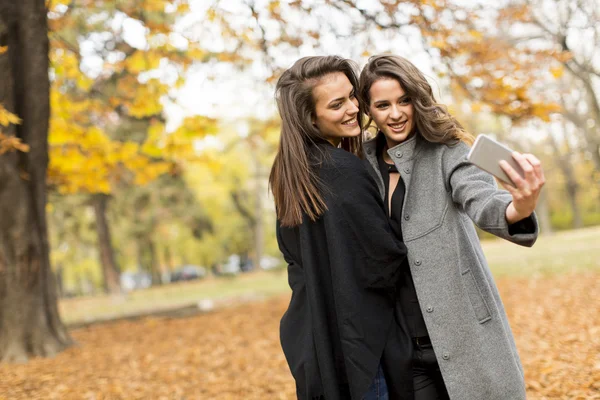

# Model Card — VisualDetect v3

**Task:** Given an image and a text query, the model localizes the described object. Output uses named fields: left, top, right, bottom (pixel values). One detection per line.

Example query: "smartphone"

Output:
left=467, top=134, right=524, bottom=186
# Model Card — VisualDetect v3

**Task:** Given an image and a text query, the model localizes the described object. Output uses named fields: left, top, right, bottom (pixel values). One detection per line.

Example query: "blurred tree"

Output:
left=226, top=118, right=279, bottom=271
left=515, top=0, right=600, bottom=171
left=114, top=173, right=212, bottom=284
left=0, top=0, right=72, bottom=362
left=46, top=0, right=221, bottom=292
left=47, top=195, right=101, bottom=297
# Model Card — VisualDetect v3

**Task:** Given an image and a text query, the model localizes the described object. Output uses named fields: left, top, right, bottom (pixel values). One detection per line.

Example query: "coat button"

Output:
left=404, top=167, right=411, bottom=174
left=366, top=148, right=372, bottom=155
left=426, top=306, right=434, bottom=313
left=395, top=151, right=403, bottom=158
left=442, top=353, right=450, bottom=360
left=415, top=260, right=422, bottom=266
left=404, top=214, right=410, bottom=221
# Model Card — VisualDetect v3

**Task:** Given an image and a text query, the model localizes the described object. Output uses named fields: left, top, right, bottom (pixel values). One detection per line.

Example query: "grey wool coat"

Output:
left=363, top=133, right=538, bottom=400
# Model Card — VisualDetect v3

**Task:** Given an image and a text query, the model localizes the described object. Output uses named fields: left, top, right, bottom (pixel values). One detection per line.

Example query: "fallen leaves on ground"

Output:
left=0, top=272, right=599, bottom=400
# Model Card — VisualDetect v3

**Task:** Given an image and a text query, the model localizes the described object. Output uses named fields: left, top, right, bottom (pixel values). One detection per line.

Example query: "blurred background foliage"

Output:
left=4, top=0, right=595, bottom=296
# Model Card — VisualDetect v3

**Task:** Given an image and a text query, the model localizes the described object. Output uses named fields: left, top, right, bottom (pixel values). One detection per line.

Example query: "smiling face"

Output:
left=311, top=72, right=360, bottom=146
left=367, top=77, right=415, bottom=147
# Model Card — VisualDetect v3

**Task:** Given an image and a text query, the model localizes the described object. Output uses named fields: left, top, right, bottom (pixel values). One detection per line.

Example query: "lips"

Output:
left=342, top=117, right=357, bottom=126
left=388, top=120, right=407, bottom=132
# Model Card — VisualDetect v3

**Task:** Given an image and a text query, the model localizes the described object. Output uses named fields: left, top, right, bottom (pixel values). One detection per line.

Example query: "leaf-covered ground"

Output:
left=1, top=272, right=599, bottom=400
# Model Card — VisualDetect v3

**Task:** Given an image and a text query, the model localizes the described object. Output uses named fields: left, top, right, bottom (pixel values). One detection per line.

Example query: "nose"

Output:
left=390, top=105, right=402, bottom=120
left=348, top=98, right=359, bottom=115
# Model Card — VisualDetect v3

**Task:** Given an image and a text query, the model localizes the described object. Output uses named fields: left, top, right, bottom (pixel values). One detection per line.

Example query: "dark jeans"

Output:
left=363, top=364, right=389, bottom=400
left=364, top=342, right=450, bottom=400
left=413, top=342, right=450, bottom=400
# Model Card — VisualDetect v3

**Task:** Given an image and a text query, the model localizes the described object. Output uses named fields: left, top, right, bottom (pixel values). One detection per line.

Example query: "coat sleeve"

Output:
left=443, top=142, right=538, bottom=247
left=321, top=151, right=408, bottom=289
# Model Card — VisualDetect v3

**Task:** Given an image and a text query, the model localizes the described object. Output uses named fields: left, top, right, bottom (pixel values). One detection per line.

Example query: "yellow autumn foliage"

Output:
left=0, top=104, right=22, bottom=127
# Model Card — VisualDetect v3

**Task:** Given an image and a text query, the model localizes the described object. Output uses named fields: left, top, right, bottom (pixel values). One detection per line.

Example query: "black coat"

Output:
left=277, top=144, right=413, bottom=400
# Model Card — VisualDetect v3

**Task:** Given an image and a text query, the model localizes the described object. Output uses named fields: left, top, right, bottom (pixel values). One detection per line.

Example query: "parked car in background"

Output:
left=260, top=255, right=282, bottom=270
left=120, top=271, right=152, bottom=291
left=170, top=265, right=207, bottom=282
left=211, top=255, right=242, bottom=277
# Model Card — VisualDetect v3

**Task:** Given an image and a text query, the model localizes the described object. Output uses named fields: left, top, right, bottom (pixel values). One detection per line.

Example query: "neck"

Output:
left=327, top=137, right=341, bottom=147
left=382, top=144, right=394, bottom=164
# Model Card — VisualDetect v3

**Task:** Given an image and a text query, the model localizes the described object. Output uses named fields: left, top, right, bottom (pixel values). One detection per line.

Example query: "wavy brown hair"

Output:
left=269, top=56, right=364, bottom=227
left=359, top=54, right=473, bottom=145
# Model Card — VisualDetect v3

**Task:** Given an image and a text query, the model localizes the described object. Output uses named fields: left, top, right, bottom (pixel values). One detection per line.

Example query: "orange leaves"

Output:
left=0, top=104, right=21, bottom=127
left=0, top=272, right=598, bottom=398
left=0, top=105, right=28, bottom=155
left=0, top=133, right=30, bottom=155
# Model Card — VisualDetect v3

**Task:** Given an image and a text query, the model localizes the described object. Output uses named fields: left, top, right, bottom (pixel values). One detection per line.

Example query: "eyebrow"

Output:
left=327, top=89, right=355, bottom=106
left=327, top=97, right=345, bottom=106
left=373, top=94, right=410, bottom=105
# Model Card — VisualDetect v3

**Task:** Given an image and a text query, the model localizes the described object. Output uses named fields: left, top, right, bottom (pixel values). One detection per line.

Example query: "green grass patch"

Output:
left=60, top=269, right=290, bottom=326
left=482, top=225, right=600, bottom=277
left=60, top=227, right=600, bottom=326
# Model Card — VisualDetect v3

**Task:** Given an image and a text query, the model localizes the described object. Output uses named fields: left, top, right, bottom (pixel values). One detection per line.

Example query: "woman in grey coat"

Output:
left=357, top=54, right=546, bottom=399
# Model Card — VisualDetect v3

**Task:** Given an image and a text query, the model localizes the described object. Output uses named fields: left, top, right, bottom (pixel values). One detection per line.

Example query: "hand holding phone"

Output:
left=467, top=134, right=524, bottom=186
left=467, top=134, right=546, bottom=224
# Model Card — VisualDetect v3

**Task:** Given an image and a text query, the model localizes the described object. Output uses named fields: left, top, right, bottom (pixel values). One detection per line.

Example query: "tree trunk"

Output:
left=548, top=127, right=584, bottom=229
left=253, top=149, right=263, bottom=271
left=535, top=189, right=553, bottom=236
left=92, top=194, right=121, bottom=294
left=137, top=236, right=161, bottom=286
left=164, top=245, right=174, bottom=271
left=147, top=239, right=161, bottom=285
left=580, top=73, right=600, bottom=174
left=0, top=0, right=73, bottom=362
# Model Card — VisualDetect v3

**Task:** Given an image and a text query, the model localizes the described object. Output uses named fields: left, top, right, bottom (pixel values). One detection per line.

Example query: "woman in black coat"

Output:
left=270, top=55, right=413, bottom=400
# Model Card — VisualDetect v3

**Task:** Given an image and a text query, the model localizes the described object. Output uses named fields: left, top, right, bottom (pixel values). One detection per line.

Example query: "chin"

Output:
left=340, top=128, right=360, bottom=138
left=384, top=130, right=412, bottom=144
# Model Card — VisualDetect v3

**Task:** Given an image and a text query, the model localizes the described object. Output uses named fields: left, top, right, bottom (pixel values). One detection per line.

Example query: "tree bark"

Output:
left=535, top=189, right=554, bottom=236
left=548, top=127, right=584, bottom=229
left=137, top=236, right=161, bottom=286
left=92, top=194, right=121, bottom=294
left=0, top=0, right=72, bottom=362
left=253, top=146, right=263, bottom=271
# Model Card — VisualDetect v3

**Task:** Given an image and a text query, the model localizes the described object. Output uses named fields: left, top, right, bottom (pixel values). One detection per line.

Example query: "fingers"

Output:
left=499, top=159, right=521, bottom=189
left=522, top=153, right=546, bottom=188
left=499, top=179, right=517, bottom=194
left=511, top=152, right=536, bottom=184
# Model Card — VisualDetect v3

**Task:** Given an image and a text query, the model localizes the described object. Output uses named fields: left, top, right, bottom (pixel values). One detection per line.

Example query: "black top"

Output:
left=277, top=143, right=413, bottom=400
left=376, top=136, right=430, bottom=338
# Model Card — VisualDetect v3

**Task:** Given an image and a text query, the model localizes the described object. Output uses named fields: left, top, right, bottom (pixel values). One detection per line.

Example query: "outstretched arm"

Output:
left=500, top=152, right=546, bottom=224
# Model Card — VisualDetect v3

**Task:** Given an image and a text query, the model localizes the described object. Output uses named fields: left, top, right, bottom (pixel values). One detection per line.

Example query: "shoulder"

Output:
left=316, top=145, right=368, bottom=177
left=311, top=146, right=379, bottom=200
left=436, top=140, right=471, bottom=168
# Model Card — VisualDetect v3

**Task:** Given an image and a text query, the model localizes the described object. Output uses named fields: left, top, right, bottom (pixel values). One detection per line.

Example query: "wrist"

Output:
left=506, top=202, right=528, bottom=224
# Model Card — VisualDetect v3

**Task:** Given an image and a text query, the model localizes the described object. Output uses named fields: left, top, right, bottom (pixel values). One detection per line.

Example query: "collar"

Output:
left=386, top=132, right=419, bottom=162
left=364, top=131, right=420, bottom=162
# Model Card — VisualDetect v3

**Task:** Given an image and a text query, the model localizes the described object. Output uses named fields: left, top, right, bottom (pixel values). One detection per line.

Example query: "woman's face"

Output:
left=311, top=72, right=360, bottom=146
left=368, top=78, right=415, bottom=147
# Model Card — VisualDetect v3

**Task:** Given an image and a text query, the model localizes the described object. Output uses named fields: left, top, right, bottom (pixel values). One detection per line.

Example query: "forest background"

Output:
left=0, top=0, right=599, bottom=398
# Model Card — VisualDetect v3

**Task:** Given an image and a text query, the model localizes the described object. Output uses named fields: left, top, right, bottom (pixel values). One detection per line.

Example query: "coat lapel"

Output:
left=363, top=133, right=421, bottom=204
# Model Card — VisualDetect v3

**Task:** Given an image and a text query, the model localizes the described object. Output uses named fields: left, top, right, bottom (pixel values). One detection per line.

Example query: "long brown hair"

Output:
left=359, top=54, right=473, bottom=145
left=269, top=56, right=364, bottom=227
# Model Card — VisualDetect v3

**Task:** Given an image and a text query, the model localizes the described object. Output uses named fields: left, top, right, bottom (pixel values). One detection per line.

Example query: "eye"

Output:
left=399, top=97, right=411, bottom=105
left=349, top=91, right=356, bottom=99
left=375, top=103, right=388, bottom=109
left=331, top=103, right=342, bottom=109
